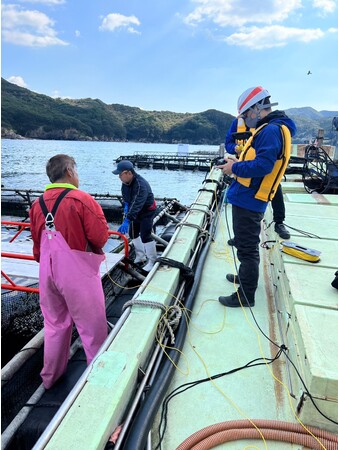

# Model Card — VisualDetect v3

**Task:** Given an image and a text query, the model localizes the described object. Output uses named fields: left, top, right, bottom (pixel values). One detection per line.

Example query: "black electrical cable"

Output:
left=280, top=224, right=321, bottom=239
left=265, top=220, right=321, bottom=239
left=223, top=198, right=281, bottom=348
left=121, top=184, right=226, bottom=450
left=155, top=348, right=285, bottom=449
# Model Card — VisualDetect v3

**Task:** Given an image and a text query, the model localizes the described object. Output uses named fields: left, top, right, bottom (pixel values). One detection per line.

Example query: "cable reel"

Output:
left=302, top=144, right=338, bottom=194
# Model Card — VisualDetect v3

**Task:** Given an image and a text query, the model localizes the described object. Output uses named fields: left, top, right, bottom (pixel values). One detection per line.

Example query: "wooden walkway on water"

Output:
left=115, top=152, right=220, bottom=171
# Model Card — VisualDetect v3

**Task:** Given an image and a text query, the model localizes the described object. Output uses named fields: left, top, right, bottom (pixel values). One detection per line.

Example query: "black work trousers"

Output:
left=271, top=184, right=285, bottom=223
left=129, top=210, right=156, bottom=243
left=232, top=205, right=264, bottom=302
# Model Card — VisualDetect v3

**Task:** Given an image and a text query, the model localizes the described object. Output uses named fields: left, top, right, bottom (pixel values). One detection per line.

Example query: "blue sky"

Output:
left=2, top=0, right=338, bottom=116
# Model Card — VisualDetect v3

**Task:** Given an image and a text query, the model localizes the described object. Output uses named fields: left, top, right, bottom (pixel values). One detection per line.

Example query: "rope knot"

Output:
left=121, top=299, right=182, bottom=345
left=157, top=305, right=182, bottom=345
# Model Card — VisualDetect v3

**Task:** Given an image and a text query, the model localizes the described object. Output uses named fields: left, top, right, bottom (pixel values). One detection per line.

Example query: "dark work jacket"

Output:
left=227, top=111, right=297, bottom=213
left=122, top=173, right=155, bottom=221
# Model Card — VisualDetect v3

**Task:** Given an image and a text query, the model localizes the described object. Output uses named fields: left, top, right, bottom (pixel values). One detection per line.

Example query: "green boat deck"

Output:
left=38, top=170, right=338, bottom=450
left=152, top=189, right=337, bottom=449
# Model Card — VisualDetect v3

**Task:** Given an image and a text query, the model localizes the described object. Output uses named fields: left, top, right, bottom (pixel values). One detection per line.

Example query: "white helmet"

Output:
left=237, top=86, right=275, bottom=115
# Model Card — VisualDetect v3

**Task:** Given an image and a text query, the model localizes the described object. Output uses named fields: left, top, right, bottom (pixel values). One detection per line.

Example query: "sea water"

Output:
left=1, top=139, right=219, bottom=205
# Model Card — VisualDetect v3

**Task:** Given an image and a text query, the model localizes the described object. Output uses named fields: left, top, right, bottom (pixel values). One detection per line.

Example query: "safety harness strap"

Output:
left=39, top=188, right=72, bottom=229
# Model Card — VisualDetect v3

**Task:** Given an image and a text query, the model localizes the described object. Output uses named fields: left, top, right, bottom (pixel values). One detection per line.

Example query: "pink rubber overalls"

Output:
left=38, top=189, right=107, bottom=389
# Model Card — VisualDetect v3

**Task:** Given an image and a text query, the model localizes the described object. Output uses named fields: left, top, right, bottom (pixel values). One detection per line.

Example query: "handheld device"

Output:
left=231, top=131, right=252, bottom=141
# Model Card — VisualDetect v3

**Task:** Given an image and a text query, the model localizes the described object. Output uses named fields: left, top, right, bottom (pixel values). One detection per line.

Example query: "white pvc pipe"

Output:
left=1, top=329, right=45, bottom=386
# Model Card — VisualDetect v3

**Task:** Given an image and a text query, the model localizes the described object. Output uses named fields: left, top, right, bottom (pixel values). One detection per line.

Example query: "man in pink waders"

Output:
left=29, top=154, right=109, bottom=389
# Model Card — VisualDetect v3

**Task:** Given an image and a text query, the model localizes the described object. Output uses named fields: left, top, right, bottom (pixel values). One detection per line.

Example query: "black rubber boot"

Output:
left=219, top=290, right=255, bottom=308
left=274, top=223, right=290, bottom=239
left=226, top=274, right=240, bottom=284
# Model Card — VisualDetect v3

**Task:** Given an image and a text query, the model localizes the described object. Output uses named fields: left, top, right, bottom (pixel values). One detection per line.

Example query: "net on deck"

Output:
left=1, top=286, right=43, bottom=366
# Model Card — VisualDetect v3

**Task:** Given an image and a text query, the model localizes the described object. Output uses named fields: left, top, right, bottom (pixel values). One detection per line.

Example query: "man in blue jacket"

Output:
left=113, top=160, right=157, bottom=272
left=218, top=86, right=296, bottom=307
left=225, top=118, right=290, bottom=240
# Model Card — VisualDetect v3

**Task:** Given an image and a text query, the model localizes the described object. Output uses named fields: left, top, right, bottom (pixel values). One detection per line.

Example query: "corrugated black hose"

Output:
left=122, top=183, right=227, bottom=450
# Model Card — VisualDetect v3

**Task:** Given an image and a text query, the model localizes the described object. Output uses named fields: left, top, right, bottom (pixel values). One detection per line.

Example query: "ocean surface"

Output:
left=1, top=139, right=220, bottom=206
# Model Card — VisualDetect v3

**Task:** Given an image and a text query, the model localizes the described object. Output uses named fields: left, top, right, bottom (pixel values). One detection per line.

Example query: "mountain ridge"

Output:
left=1, top=78, right=337, bottom=145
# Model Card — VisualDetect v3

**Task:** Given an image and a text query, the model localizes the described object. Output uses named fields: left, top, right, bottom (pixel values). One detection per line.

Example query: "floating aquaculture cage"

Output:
left=115, top=152, right=218, bottom=171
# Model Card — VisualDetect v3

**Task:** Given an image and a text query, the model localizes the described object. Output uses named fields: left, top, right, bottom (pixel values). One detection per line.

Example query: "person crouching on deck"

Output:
left=217, top=86, right=296, bottom=308
left=113, top=160, right=157, bottom=272
left=29, top=154, right=109, bottom=389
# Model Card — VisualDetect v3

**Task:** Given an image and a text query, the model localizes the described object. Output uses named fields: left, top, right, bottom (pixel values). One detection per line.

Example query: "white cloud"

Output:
left=7, top=75, right=28, bottom=87
left=99, top=13, right=141, bottom=34
left=185, top=0, right=302, bottom=27
left=16, top=0, right=65, bottom=4
left=225, top=25, right=324, bottom=49
left=184, top=0, right=335, bottom=48
left=51, top=90, right=71, bottom=99
left=127, top=26, right=140, bottom=34
left=1, top=4, right=68, bottom=47
left=312, top=0, right=336, bottom=14
left=75, top=29, right=80, bottom=37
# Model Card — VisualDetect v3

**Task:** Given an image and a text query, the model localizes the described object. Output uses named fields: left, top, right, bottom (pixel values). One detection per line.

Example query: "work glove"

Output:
left=123, top=202, right=129, bottom=215
left=118, top=218, right=130, bottom=235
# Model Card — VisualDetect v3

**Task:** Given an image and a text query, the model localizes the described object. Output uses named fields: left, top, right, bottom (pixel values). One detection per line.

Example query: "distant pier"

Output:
left=116, top=148, right=223, bottom=172
left=116, top=144, right=224, bottom=172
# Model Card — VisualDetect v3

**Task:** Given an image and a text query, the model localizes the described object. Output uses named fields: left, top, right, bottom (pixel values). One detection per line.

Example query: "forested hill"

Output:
left=1, top=78, right=234, bottom=145
left=2, top=78, right=337, bottom=144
